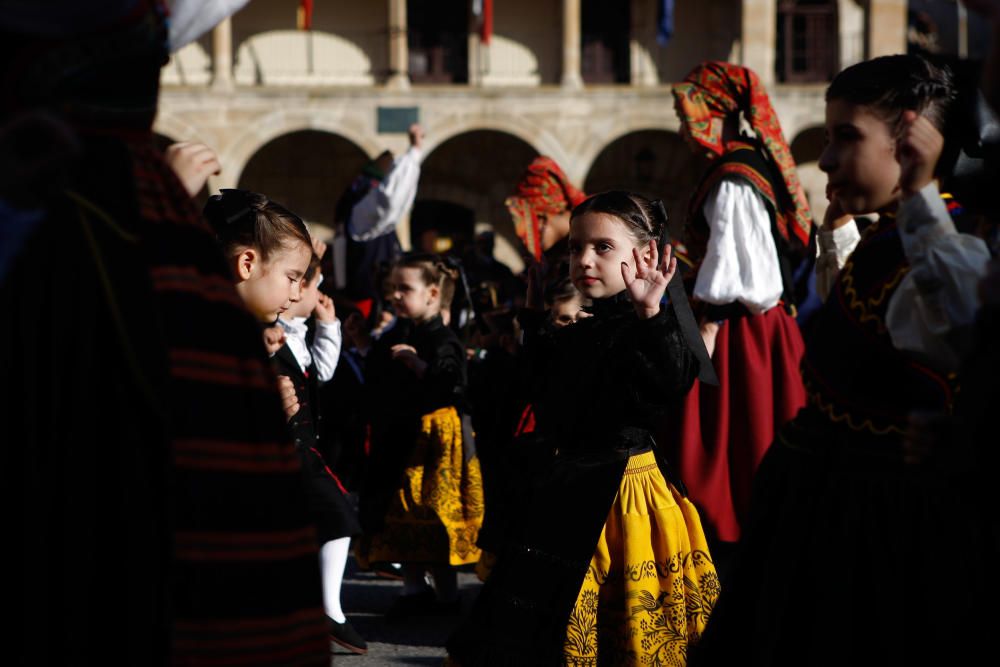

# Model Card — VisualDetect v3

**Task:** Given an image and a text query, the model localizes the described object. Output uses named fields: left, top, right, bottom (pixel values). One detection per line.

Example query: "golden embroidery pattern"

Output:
left=366, top=407, right=485, bottom=566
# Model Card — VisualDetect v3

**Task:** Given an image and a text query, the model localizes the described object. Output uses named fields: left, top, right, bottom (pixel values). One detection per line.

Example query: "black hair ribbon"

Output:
left=652, top=200, right=719, bottom=386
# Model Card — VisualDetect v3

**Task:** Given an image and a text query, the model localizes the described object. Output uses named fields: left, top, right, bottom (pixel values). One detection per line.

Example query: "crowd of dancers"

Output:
left=5, top=2, right=1000, bottom=666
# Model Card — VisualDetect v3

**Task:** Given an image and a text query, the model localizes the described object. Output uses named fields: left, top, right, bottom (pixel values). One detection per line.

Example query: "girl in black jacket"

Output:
left=449, top=192, right=718, bottom=666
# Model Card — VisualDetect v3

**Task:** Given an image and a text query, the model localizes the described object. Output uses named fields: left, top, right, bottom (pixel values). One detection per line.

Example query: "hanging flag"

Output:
left=297, top=0, right=314, bottom=30
left=657, top=0, right=674, bottom=45
left=479, top=0, right=493, bottom=45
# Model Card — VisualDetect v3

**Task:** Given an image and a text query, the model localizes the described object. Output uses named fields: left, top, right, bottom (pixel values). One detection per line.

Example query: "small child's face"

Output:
left=285, top=271, right=321, bottom=319
left=391, top=266, right=438, bottom=322
left=819, top=98, right=902, bottom=215
left=235, top=242, right=312, bottom=323
left=550, top=295, right=587, bottom=328
left=568, top=212, right=649, bottom=299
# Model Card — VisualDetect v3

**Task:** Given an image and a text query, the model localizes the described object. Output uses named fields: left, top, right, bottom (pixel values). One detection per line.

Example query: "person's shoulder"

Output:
left=433, top=323, right=463, bottom=349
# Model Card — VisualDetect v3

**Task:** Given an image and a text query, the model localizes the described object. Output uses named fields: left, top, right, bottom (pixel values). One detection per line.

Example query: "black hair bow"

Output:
left=205, top=188, right=256, bottom=227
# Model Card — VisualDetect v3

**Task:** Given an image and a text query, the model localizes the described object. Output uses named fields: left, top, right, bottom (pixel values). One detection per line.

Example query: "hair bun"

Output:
left=204, top=189, right=257, bottom=230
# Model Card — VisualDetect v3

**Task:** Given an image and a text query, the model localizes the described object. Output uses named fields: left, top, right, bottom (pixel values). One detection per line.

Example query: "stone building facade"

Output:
left=157, top=0, right=908, bottom=269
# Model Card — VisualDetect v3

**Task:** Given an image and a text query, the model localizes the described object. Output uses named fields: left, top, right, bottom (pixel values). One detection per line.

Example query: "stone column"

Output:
left=387, top=0, right=410, bottom=89
left=741, top=0, right=776, bottom=87
left=629, top=0, right=658, bottom=86
left=211, top=18, right=234, bottom=91
left=865, top=0, right=907, bottom=59
left=838, top=0, right=866, bottom=71
left=561, top=0, right=583, bottom=89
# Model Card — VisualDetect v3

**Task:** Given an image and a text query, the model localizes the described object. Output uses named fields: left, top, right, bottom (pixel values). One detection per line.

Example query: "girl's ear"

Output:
left=234, top=248, right=257, bottom=282
left=427, top=283, right=441, bottom=303
left=640, top=240, right=654, bottom=263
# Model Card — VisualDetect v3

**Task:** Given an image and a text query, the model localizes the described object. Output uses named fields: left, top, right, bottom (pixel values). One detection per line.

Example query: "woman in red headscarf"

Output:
left=667, top=62, right=810, bottom=558
left=505, top=156, right=587, bottom=264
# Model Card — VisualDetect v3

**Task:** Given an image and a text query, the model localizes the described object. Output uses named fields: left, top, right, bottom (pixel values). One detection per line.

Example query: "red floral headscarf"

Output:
left=672, top=61, right=812, bottom=247
left=505, top=156, right=587, bottom=261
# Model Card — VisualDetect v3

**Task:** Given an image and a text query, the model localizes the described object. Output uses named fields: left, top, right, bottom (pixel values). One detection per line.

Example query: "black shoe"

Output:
left=329, top=618, right=368, bottom=655
left=385, top=587, right=436, bottom=621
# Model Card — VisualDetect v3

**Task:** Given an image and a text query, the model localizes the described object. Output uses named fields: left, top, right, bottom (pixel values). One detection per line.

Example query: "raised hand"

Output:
left=621, top=240, right=676, bottom=319
left=408, top=123, right=425, bottom=150
left=896, top=110, right=944, bottom=197
left=164, top=141, right=221, bottom=198
left=311, top=235, right=328, bottom=260
left=314, top=293, right=336, bottom=323
left=823, top=182, right=854, bottom=230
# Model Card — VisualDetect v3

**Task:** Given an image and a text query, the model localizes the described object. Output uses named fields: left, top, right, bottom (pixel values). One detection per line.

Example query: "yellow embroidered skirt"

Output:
left=563, top=451, right=719, bottom=667
left=365, top=406, right=484, bottom=567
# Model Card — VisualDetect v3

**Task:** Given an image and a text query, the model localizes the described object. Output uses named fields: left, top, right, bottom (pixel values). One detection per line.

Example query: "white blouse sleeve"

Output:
left=693, top=178, right=784, bottom=314
left=348, top=146, right=422, bottom=242
left=310, top=319, right=343, bottom=384
left=815, top=220, right=861, bottom=302
left=886, top=182, right=991, bottom=372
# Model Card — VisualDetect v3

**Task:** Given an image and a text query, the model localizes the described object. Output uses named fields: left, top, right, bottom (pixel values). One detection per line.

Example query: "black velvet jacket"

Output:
left=271, top=344, right=361, bottom=542
left=361, top=315, right=467, bottom=531
left=365, top=315, right=466, bottom=424
left=449, top=291, right=698, bottom=666
left=525, top=291, right=698, bottom=460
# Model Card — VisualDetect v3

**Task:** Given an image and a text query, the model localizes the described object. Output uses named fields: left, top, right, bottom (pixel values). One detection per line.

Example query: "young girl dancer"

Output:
left=203, top=189, right=366, bottom=653
left=360, top=254, right=485, bottom=616
left=449, top=191, right=718, bottom=666
left=203, top=189, right=312, bottom=323
left=691, top=55, right=992, bottom=666
left=274, top=254, right=367, bottom=654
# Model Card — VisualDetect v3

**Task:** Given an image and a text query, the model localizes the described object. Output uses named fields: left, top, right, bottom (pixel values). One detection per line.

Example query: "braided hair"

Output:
left=203, top=189, right=312, bottom=260
left=569, top=191, right=666, bottom=246
left=394, top=253, right=460, bottom=307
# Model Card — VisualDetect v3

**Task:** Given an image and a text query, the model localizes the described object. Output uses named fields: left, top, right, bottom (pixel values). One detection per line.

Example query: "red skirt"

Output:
left=669, top=307, right=806, bottom=544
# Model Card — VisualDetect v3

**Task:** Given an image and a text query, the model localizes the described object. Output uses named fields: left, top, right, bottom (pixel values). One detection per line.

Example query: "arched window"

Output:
left=776, top=0, right=839, bottom=83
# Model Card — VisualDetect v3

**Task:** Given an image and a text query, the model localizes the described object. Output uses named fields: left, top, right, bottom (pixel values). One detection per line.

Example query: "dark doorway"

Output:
left=238, top=130, right=369, bottom=225
left=408, top=0, right=469, bottom=84
left=584, top=130, right=709, bottom=237
left=582, top=0, right=630, bottom=84
left=410, top=200, right=476, bottom=255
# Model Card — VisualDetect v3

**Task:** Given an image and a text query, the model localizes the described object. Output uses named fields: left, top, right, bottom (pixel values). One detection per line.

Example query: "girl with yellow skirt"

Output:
left=448, top=192, right=718, bottom=665
left=359, top=254, right=484, bottom=615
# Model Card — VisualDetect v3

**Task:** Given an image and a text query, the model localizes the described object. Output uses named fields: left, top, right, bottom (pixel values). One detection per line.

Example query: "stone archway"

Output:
left=584, top=129, right=709, bottom=235
left=237, top=130, right=370, bottom=226
left=422, top=115, right=566, bottom=173
left=418, top=129, right=540, bottom=272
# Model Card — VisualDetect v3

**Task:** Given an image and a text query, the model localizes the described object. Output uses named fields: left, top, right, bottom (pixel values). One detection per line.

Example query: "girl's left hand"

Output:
left=622, top=240, right=676, bottom=319
left=391, top=344, right=429, bottom=377
left=314, top=293, right=336, bottom=323
left=896, top=110, right=944, bottom=197
left=311, top=236, right=328, bottom=260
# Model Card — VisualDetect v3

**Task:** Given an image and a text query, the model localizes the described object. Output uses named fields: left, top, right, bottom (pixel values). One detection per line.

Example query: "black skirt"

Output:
left=298, top=445, right=362, bottom=543
left=690, top=407, right=991, bottom=667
